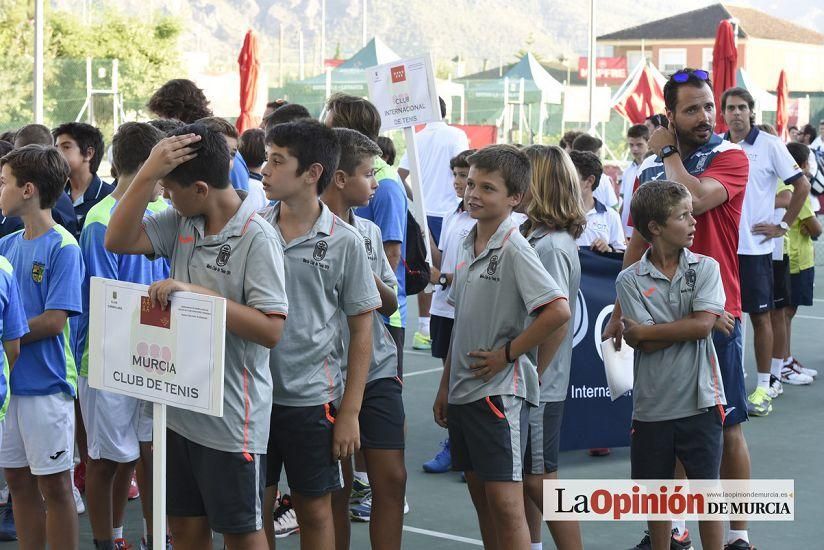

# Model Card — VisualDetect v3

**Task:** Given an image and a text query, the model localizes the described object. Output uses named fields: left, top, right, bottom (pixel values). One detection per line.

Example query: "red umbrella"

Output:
left=612, top=63, right=666, bottom=124
left=236, top=30, right=260, bottom=134
left=775, top=70, right=789, bottom=141
left=712, top=20, right=737, bottom=133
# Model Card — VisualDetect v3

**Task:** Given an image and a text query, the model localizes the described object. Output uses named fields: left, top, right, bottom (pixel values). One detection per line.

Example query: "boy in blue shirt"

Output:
left=0, top=254, right=29, bottom=431
left=76, top=122, right=170, bottom=550
left=0, top=144, right=84, bottom=549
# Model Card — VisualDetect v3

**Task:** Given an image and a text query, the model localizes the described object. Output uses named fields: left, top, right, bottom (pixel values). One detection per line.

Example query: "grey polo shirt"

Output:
left=447, top=216, right=565, bottom=406
left=616, top=248, right=727, bottom=422
left=526, top=226, right=579, bottom=403
left=143, top=196, right=288, bottom=455
left=259, top=202, right=382, bottom=407
left=337, top=215, right=399, bottom=383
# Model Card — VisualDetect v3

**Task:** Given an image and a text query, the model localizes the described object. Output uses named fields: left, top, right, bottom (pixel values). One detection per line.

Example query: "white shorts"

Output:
left=0, top=393, right=75, bottom=475
left=78, top=377, right=142, bottom=462
left=137, top=400, right=153, bottom=444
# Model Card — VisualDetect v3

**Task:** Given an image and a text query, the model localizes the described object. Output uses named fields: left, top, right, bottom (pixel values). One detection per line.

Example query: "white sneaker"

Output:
left=73, top=484, right=85, bottom=514
left=768, top=375, right=783, bottom=398
left=781, top=366, right=814, bottom=386
left=800, top=367, right=818, bottom=378
left=403, top=497, right=410, bottom=514
left=273, top=494, right=299, bottom=539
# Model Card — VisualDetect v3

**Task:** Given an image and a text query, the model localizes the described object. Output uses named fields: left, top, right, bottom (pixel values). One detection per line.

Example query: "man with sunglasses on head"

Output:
left=604, top=68, right=755, bottom=550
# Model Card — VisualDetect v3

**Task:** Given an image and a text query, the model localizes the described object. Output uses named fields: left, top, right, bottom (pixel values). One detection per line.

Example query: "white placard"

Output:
left=366, top=55, right=441, bottom=132
left=600, top=337, right=634, bottom=401
left=88, top=277, right=226, bottom=416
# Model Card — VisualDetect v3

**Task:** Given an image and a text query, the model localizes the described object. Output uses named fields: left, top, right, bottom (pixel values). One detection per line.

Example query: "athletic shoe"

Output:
left=350, top=477, right=371, bottom=505
left=781, top=365, right=814, bottom=386
left=0, top=486, right=8, bottom=506
left=350, top=495, right=372, bottom=522
left=724, top=539, right=756, bottom=549
left=139, top=535, right=174, bottom=550
left=74, top=462, right=86, bottom=493
left=403, top=497, right=410, bottom=514
left=274, top=494, right=299, bottom=538
left=114, top=538, right=133, bottom=550
left=422, top=439, right=451, bottom=473
left=588, top=448, right=611, bottom=456
left=412, top=331, right=431, bottom=350
left=767, top=375, right=783, bottom=398
left=789, top=358, right=817, bottom=378
left=746, top=387, right=772, bottom=416
left=128, top=471, right=140, bottom=500
left=0, top=504, right=16, bottom=541
left=73, top=483, right=86, bottom=514
left=626, top=528, right=693, bottom=549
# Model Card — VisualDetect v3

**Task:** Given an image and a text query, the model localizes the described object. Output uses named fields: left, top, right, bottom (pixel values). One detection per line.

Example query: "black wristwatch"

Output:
left=660, top=145, right=679, bottom=159
left=438, top=273, right=448, bottom=290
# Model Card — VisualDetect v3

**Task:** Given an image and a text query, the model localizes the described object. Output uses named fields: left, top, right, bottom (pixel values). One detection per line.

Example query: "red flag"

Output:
left=776, top=70, right=789, bottom=141
left=612, top=65, right=665, bottom=124
left=236, top=30, right=259, bottom=134
left=712, top=20, right=738, bottom=133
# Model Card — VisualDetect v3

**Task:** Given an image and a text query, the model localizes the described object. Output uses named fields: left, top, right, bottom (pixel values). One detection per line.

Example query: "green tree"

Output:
left=0, top=1, right=38, bottom=129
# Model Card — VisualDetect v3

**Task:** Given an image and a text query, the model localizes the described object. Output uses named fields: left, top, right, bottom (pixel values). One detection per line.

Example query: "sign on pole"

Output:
left=88, top=277, right=226, bottom=545
left=366, top=54, right=441, bottom=262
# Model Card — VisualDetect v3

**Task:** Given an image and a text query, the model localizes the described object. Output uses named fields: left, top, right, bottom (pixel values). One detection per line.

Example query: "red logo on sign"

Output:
left=391, top=65, right=406, bottom=83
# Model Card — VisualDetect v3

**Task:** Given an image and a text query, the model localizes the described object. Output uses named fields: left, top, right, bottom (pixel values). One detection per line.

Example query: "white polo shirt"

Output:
left=576, top=199, right=626, bottom=251
left=731, top=127, right=803, bottom=256
left=398, top=121, right=469, bottom=218
left=593, top=173, right=618, bottom=210
left=620, top=160, right=642, bottom=237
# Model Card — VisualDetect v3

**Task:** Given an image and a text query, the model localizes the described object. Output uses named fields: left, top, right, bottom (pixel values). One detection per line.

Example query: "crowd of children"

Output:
left=0, top=71, right=820, bottom=550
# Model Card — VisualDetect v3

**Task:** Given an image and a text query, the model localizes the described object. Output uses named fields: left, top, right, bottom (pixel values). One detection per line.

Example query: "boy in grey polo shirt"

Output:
left=105, top=124, right=288, bottom=549
left=322, top=128, right=407, bottom=548
left=258, top=120, right=381, bottom=549
left=432, top=145, right=570, bottom=549
left=616, top=180, right=726, bottom=550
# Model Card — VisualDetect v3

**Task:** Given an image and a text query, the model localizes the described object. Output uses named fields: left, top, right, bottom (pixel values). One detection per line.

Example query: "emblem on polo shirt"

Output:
left=684, top=268, right=696, bottom=291
left=31, top=261, right=45, bottom=283
left=364, top=237, right=374, bottom=258
left=487, top=255, right=499, bottom=276
left=313, top=240, right=328, bottom=261
left=216, top=244, right=231, bottom=267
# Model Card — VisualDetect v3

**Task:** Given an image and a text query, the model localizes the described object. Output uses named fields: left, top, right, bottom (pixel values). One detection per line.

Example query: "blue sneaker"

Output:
left=422, top=439, right=451, bottom=473
left=350, top=477, right=371, bottom=505
left=0, top=504, right=16, bottom=541
left=350, top=495, right=372, bottom=522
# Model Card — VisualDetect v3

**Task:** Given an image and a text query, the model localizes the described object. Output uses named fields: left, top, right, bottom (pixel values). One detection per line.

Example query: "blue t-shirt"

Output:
left=0, top=255, right=29, bottom=419
left=75, top=195, right=171, bottom=377
left=0, top=225, right=84, bottom=396
left=355, top=157, right=408, bottom=328
left=230, top=152, right=250, bottom=192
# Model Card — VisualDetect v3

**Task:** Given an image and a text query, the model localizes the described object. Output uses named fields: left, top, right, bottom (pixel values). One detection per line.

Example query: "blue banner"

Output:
left=560, top=249, right=633, bottom=451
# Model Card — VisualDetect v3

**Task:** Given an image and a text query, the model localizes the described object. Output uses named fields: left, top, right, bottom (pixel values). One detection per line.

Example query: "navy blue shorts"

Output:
left=427, top=215, right=444, bottom=248
left=430, top=314, right=453, bottom=360
left=772, top=256, right=791, bottom=309
left=712, top=319, right=748, bottom=426
left=360, top=377, right=405, bottom=450
left=739, top=254, right=774, bottom=314
left=790, top=267, right=815, bottom=307
left=630, top=407, right=723, bottom=480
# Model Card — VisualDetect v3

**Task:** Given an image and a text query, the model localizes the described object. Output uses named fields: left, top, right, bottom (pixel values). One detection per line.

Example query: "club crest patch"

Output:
left=216, top=244, right=231, bottom=267
left=313, top=240, right=328, bottom=261
left=31, top=261, right=45, bottom=283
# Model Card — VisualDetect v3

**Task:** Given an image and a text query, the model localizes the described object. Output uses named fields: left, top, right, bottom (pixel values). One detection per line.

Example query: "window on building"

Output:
left=701, top=48, right=713, bottom=72
left=659, top=48, right=687, bottom=74
left=627, top=50, right=653, bottom=69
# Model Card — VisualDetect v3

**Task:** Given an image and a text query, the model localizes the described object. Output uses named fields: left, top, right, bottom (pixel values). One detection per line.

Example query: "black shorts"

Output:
left=790, top=267, right=815, bottom=307
left=448, top=395, right=529, bottom=482
left=712, top=319, right=748, bottom=426
left=524, top=401, right=564, bottom=475
left=773, top=256, right=791, bottom=309
left=739, top=253, right=774, bottom=314
left=266, top=403, right=343, bottom=496
left=630, top=407, right=723, bottom=480
left=430, top=315, right=454, bottom=360
left=386, top=325, right=405, bottom=379
left=360, top=377, right=405, bottom=450
left=166, top=429, right=265, bottom=534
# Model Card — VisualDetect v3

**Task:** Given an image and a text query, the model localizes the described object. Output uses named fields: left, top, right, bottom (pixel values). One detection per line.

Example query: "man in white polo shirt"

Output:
left=620, top=124, right=650, bottom=238
left=722, top=87, right=811, bottom=417
left=398, top=97, right=469, bottom=350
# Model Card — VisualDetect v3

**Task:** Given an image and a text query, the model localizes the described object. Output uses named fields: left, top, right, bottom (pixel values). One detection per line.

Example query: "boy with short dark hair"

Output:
left=432, top=144, right=571, bottom=549
left=621, top=124, right=651, bottom=237
left=195, top=116, right=252, bottom=196
left=0, top=144, right=83, bottom=549
left=75, top=122, right=170, bottom=550
left=617, top=180, right=726, bottom=550
left=322, top=127, right=406, bottom=549
left=105, top=124, right=288, bottom=549
left=258, top=119, right=381, bottom=549
left=238, top=128, right=269, bottom=210
left=53, top=122, right=113, bottom=237
left=570, top=150, right=626, bottom=253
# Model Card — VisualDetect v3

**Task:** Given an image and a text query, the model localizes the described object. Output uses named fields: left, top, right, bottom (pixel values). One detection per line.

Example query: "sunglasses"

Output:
left=671, top=69, right=710, bottom=83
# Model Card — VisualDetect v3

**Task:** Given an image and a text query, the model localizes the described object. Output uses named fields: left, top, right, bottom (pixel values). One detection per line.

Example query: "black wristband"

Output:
left=505, top=340, right=514, bottom=363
